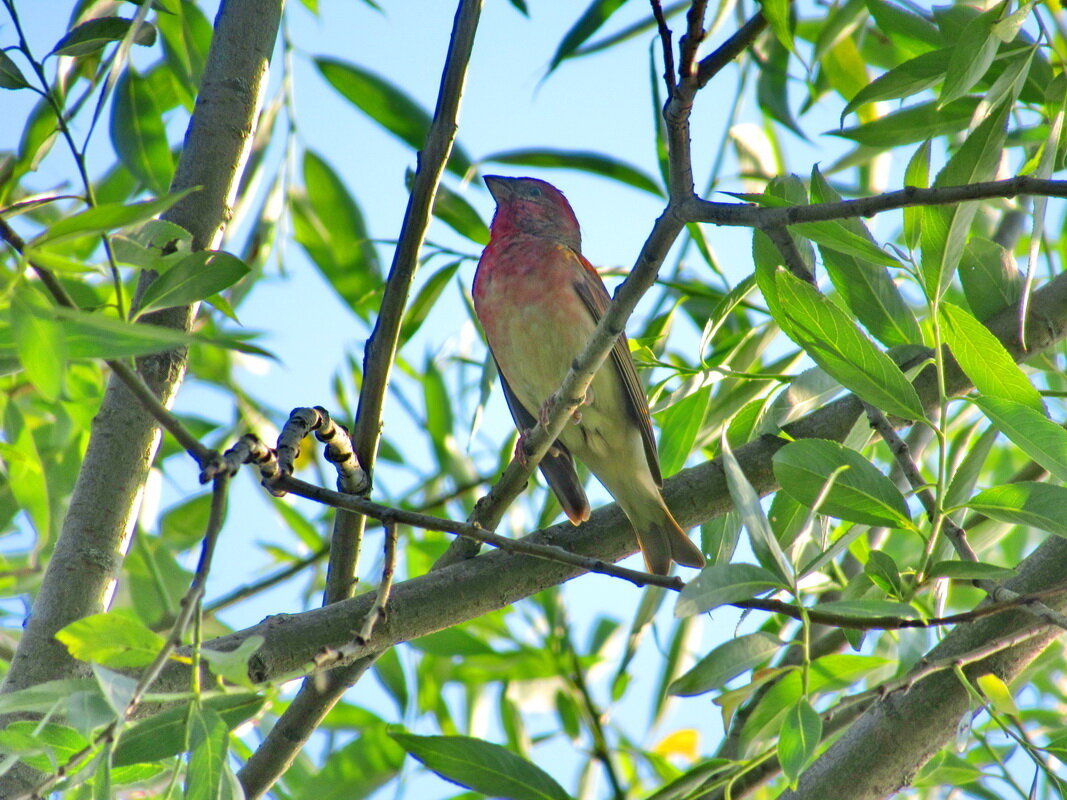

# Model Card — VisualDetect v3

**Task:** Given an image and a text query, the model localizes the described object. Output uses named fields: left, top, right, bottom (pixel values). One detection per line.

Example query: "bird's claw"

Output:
left=539, top=389, right=592, bottom=427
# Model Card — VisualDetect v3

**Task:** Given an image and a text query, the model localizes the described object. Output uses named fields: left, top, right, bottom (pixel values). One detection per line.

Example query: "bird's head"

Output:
left=484, top=175, right=581, bottom=251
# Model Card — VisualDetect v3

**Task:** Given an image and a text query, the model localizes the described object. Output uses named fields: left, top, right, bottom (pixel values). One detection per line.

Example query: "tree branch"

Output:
left=148, top=269, right=1067, bottom=694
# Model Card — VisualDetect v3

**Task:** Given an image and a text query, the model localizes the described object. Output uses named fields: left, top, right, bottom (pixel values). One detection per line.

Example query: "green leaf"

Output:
left=757, top=34, right=804, bottom=137
left=972, top=397, right=1067, bottom=483
left=0, top=49, right=31, bottom=89
left=110, top=68, right=173, bottom=194
left=761, top=0, right=794, bottom=52
left=31, top=189, right=198, bottom=247
left=294, top=724, right=405, bottom=800
left=976, top=673, right=1019, bottom=719
left=668, top=632, right=781, bottom=696
left=940, top=1, right=1005, bottom=106
left=815, top=599, right=920, bottom=619
left=774, top=270, right=926, bottom=421
left=928, top=560, right=1015, bottom=580
left=429, top=181, right=489, bottom=244
left=184, top=705, right=228, bottom=800
left=483, top=148, right=663, bottom=197
left=779, top=699, right=822, bottom=788
left=400, top=261, right=461, bottom=345
left=832, top=98, right=979, bottom=148
left=51, top=17, right=157, bottom=58
left=773, top=439, right=912, bottom=529
left=135, top=250, right=250, bottom=317
left=200, top=637, right=264, bottom=688
left=722, top=437, right=793, bottom=582
left=967, top=483, right=1067, bottom=537
left=809, top=168, right=921, bottom=347
left=656, top=383, right=711, bottom=476
left=316, top=58, right=471, bottom=177
left=0, top=679, right=99, bottom=716
left=548, top=0, right=627, bottom=72
left=866, top=0, right=942, bottom=58
left=940, top=303, right=1042, bottom=411
left=903, top=140, right=931, bottom=250
left=959, top=237, right=1021, bottom=320
left=51, top=306, right=199, bottom=360
left=792, top=219, right=900, bottom=268
left=390, top=733, right=572, bottom=800
left=113, top=694, right=264, bottom=767
left=12, top=283, right=66, bottom=401
left=675, top=563, right=785, bottom=617
left=0, top=722, right=88, bottom=773
left=920, top=104, right=1008, bottom=301
left=292, top=150, right=381, bottom=316
left=55, top=612, right=165, bottom=668
left=842, top=49, right=949, bottom=119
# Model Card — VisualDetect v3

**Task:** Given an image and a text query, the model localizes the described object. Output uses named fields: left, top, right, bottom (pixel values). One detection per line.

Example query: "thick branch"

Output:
left=149, top=270, right=1067, bottom=691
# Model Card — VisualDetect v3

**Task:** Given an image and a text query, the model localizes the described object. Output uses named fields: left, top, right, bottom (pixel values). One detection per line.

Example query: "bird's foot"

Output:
left=513, top=430, right=531, bottom=466
left=539, top=389, right=592, bottom=426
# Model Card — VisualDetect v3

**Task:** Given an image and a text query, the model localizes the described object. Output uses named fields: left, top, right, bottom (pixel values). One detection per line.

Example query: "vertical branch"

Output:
left=236, top=3, right=484, bottom=797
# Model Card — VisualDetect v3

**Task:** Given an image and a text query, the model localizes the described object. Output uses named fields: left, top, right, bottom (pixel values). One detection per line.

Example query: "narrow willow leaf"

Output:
left=0, top=49, right=31, bottom=89
left=967, top=483, right=1067, bottom=537
left=815, top=599, right=920, bottom=619
left=113, top=694, right=264, bottom=767
left=675, top=563, right=785, bottom=617
left=484, top=148, right=663, bottom=197
left=400, top=261, right=461, bottom=345
left=842, top=48, right=949, bottom=119
left=390, top=733, right=571, bottom=800
left=668, top=632, right=781, bottom=696
left=959, top=237, right=1021, bottom=320
left=135, top=251, right=250, bottom=317
left=976, top=673, right=1020, bottom=719
left=810, top=167, right=921, bottom=347
left=940, top=1, right=1005, bottom=106
left=722, top=435, right=793, bottom=582
left=31, top=189, right=197, bottom=247
left=774, top=439, right=912, bottom=529
left=774, top=270, right=925, bottom=421
left=757, top=34, right=804, bottom=137
left=316, top=58, right=472, bottom=177
left=51, top=17, right=156, bottom=58
left=657, top=382, right=711, bottom=476
left=903, top=140, right=931, bottom=250
left=920, top=103, right=1008, bottom=301
left=56, top=612, right=165, bottom=669
left=110, top=68, right=173, bottom=194
left=12, top=284, right=66, bottom=401
left=865, top=0, right=943, bottom=58
left=972, top=397, right=1067, bottom=483
left=184, top=705, right=228, bottom=800
left=833, top=98, right=979, bottom=148
left=928, top=560, right=1015, bottom=580
left=292, top=150, right=380, bottom=316
left=548, top=0, right=627, bottom=72
left=940, top=304, right=1042, bottom=411
left=779, top=700, right=822, bottom=787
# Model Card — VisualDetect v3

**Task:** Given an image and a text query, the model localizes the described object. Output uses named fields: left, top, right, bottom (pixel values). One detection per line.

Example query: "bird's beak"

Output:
left=484, top=175, right=514, bottom=202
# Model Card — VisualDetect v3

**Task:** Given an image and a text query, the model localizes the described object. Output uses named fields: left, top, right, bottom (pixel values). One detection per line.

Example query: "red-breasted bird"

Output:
left=472, top=175, right=706, bottom=575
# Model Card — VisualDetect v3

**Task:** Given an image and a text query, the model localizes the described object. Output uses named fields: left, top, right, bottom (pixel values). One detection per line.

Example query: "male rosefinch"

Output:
left=473, top=175, right=706, bottom=575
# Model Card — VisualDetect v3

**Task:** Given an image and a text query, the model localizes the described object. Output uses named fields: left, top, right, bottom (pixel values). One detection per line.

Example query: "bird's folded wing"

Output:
left=497, top=364, right=591, bottom=525
left=569, top=248, right=663, bottom=486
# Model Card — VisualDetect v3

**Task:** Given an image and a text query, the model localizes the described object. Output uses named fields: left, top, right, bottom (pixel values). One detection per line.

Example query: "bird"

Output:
left=472, top=175, right=706, bottom=575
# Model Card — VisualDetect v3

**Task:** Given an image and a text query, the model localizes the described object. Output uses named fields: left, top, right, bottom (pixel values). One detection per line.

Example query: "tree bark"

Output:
left=0, top=0, right=282, bottom=793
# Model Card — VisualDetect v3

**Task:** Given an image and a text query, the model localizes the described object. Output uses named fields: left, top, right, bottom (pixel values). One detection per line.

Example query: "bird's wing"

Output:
left=496, top=359, right=591, bottom=524
left=569, top=248, right=663, bottom=486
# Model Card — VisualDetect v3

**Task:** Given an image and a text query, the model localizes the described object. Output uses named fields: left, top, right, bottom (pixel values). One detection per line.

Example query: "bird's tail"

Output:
left=630, top=499, right=706, bottom=576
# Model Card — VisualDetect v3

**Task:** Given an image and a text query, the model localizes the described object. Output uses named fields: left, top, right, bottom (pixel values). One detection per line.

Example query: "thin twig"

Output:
left=695, top=10, right=767, bottom=87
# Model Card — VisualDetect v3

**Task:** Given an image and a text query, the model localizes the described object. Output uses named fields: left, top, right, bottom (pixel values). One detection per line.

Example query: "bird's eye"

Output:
left=526, top=186, right=543, bottom=198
